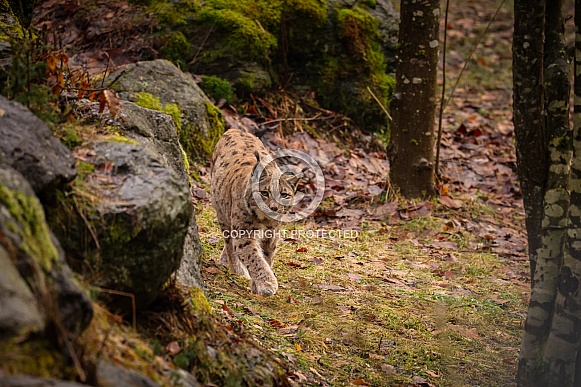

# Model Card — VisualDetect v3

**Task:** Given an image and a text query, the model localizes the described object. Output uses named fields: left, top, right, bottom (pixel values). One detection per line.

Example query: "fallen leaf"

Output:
left=350, top=379, right=369, bottom=386
left=381, top=364, right=396, bottom=374
left=439, top=195, right=462, bottom=209
left=295, top=343, right=302, bottom=351
left=204, top=266, right=222, bottom=274
left=347, top=272, right=362, bottom=283
left=311, top=257, right=324, bottom=264
left=268, top=318, right=285, bottom=328
left=412, top=375, right=429, bottom=386
left=296, top=247, right=308, bottom=252
left=285, top=261, right=306, bottom=269
left=318, top=284, right=349, bottom=292
left=165, top=341, right=181, bottom=356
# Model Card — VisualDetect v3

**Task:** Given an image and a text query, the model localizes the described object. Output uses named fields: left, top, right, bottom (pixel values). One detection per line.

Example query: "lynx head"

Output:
left=249, top=151, right=301, bottom=220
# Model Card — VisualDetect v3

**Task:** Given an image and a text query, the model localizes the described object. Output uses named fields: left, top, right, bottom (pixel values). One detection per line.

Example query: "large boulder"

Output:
left=111, top=101, right=204, bottom=290
left=50, top=139, right=193, bottom=312
left=0, top=95, right=76, bottom=197
left=0, top=164, right=93, bottom=340
left=107, top=59, right=225, bottom=160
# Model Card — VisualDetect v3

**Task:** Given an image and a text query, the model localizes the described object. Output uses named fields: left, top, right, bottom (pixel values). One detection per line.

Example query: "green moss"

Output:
left=52, top=123, right=83, bottom=149
left=101, top=134, right=138, bottom=145
left=160, top=31, right=191, bottom=69
left=77, top=161, right=96, bottom=179
left=198, top=8, right=277, bottom=60
left=164, top=103, right=182, bottom=131
left=199, top=75, right=234, bottom=101
left=313, top=5, right=393, bottom=133
left=358, top=0, right=377, bottom=8
left=0, top=184, right=59, bottom=271
left=202, top=101, right=225, bottom=156
left=135, top=91, right=163, bottom=111
left=179, top=101, right=225, bottom=161
left=188, top=287, right=212, bottom=315
left=0, top=339, right=66, bottom=378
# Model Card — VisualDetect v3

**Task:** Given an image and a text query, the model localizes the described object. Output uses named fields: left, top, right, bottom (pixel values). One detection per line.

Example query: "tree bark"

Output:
left=512, top=0, right=547, bottom=281
left=516, top=0, right=577, bottom=385
left=388, top=0, right=439, bottom=199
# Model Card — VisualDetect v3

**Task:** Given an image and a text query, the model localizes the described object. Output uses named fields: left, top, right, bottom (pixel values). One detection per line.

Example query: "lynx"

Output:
left=211, top=129, right=299, bottom=296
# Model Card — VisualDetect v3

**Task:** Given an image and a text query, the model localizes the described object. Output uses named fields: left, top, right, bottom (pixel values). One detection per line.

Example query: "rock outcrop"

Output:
left=0, top=96, right=76, bottom=197
left=107, top=59, right=225, bottom=160
left=50, top=139, right=193, bottom=312
left=0, top=164, right=93, bottom=341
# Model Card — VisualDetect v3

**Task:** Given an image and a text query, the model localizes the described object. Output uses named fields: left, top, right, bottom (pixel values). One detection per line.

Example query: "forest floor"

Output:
left=25, top=0, right=534, bottom=386
left=190, top=0, right=532, bottom=386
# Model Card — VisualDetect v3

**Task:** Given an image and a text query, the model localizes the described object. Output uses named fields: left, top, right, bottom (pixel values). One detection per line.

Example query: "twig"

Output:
left=97, top=288, right=137, bottom=331
left=367, top=86, right=392, bottom=120
left=435, top=0, right=451, bottom=179
left=442, top=0, right=507, bottom=112
left=435, top=0, right=507, bottom=179
left=100, top=52, right=111, bottom=89
left=257, top=115, right=331, bottom=127
left=190, top=23, right=215, bottom=66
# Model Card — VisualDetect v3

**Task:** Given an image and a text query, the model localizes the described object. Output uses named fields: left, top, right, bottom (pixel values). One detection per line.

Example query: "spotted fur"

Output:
left=211, top=129, right=297, bottom=296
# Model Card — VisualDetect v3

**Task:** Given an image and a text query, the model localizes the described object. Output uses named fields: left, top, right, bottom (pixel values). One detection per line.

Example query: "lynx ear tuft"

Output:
left=254, top=151, right=261, bottom=162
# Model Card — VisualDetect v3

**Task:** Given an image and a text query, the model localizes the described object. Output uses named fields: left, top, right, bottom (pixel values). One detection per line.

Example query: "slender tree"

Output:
left=514, top=0, right=581, bottom=385
left=388, top=0, right=440, bottom=199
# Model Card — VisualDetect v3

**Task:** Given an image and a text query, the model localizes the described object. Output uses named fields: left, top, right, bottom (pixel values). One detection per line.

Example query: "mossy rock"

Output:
left=140, top=0, right=398, bottom=132
left=0, top=164, right=93, bottom=342
left=48, top=141, right=193, bottom=312
left=106, top=59, right=224, bottom=161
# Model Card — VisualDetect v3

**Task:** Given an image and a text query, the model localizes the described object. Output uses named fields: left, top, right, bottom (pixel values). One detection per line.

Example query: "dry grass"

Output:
left=197, top=202, right=529, bottom=386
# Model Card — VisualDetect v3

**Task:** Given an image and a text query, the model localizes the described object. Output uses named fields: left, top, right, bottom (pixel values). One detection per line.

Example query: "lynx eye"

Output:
left=280, top=193, right=292, bottom=200
left=260, top=191, right=269, bottom=198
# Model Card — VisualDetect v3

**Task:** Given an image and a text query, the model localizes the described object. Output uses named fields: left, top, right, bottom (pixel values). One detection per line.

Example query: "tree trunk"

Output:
left=512, top=0, right=547, bottom=280
left=388, top=0, right=439, bottom=199
left=516, top=0, right=579, bottom=385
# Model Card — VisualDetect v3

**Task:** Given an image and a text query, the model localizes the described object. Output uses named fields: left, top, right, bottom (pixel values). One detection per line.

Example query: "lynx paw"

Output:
left=251, top=278, right=279, bottom=297
left=219, top=247, right=229, bottom=267
left=231, top=260, right=251, bottom=279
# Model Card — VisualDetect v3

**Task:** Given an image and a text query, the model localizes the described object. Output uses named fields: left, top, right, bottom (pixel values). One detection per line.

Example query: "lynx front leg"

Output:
left=262, top=236, right=279, bottom=267
left=233, top=237, right=278, bottom=296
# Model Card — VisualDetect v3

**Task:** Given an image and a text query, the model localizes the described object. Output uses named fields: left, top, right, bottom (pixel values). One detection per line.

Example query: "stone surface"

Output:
left=0, top=95, right=76, bottom=196
left=115, top=103, right=204, bottom=289
left=0, top=245, right=44, bottom=339
left=115, top=101, right=189, bottom=181
left=52, top=141, right=193, bottom=311
left=0, top=376, right=87, bottom=387
left=0, top=164, right=93, bottom=337
left=107, top=59, right=219, bottom=159
left=94, top=360, right=160, bottom=387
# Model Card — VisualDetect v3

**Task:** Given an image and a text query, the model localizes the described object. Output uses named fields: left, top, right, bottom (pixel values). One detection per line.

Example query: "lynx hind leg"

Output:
left=234, top=238, right=278, bottom=296
left=219, top=245, right=229, bottom=266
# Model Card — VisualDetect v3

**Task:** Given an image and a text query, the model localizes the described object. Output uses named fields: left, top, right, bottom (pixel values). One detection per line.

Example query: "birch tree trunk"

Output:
left=388, top=0, right=439, bottom=199
left=516, top=0, right=581, bottom=384
left=512, top=0, right=547, bottom=280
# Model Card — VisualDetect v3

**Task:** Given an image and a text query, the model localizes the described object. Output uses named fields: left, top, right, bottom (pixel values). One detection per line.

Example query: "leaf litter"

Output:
left=35, top=0, right=531, bottom=385
left=195, top=0, right=528, bottom=386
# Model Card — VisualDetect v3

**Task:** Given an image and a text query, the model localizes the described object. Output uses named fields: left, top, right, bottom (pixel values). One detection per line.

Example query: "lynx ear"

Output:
left=252, top=151, right=268, bottom=181
left=283, top=167, right=307, bottom=191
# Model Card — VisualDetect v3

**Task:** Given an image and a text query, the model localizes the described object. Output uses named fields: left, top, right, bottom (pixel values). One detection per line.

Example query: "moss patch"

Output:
left=143, top=0, right=393, bottom=132
left=199, top=75, right=234, bottom=102
left=0, top=184, right=59, bottom=271
left=179, top=101, right=225, bottom=161
left=0, top=339, right=66, bottom=379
